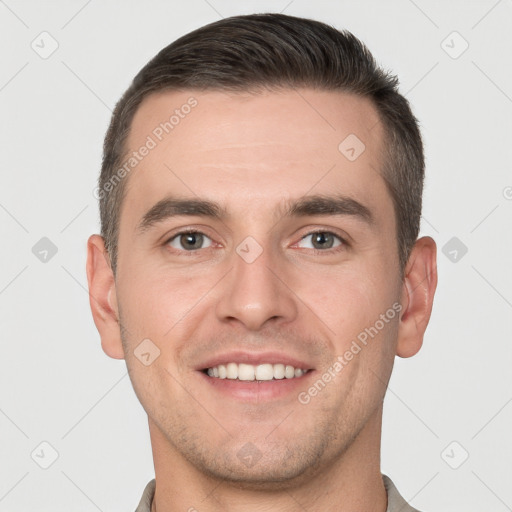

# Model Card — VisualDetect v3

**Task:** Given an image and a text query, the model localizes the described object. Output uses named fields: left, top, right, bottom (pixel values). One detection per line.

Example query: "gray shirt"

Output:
left=135, top=474, right=420, bottom=511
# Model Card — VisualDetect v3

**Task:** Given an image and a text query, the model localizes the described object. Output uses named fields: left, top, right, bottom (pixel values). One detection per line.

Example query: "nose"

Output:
left=215, top=242, right=298, bottom=331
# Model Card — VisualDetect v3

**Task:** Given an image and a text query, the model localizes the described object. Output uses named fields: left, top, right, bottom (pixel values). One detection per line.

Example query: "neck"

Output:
left=148, top=406, right=387, bottom=512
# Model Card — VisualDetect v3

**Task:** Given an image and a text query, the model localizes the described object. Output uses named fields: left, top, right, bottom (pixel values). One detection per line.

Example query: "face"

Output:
left=112, top=88, right=404, bottom=485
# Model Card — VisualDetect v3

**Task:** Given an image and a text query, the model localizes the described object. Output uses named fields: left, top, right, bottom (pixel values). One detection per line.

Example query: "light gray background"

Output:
left=1, top=1, right=511, bottom=510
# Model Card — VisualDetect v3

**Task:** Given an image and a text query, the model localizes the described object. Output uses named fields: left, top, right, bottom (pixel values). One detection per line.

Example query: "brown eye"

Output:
left=168, top=232, right=212, bottom=251
left=297, top=232, right=343, bottom=250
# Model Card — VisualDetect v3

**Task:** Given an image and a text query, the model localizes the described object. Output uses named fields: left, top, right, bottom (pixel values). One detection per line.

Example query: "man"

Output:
left=87, top=13, right=437, bottom=512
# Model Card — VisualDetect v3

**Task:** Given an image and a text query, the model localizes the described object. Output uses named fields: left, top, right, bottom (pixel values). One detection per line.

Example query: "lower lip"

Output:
left=198, top=371, right=315, bottom=402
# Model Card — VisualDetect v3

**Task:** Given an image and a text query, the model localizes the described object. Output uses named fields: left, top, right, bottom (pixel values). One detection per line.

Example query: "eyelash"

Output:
left=164, top=229, right=349, bottom=254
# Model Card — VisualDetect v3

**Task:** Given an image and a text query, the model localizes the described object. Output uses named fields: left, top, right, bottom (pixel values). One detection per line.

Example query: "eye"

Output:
left=297, top=232, right=344, bottom=250
left=167, top=231, right=213, bottom=251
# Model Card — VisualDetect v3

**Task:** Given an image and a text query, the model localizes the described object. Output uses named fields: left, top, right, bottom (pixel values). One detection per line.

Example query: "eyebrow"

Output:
left=136, top=194, right=373, bottom=234
left=286, top=194, right=373, bottom=225
left=137, top=198, right=224, bottom=233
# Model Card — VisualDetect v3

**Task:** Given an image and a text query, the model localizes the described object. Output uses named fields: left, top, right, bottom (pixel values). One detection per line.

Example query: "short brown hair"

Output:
left=99, top=13, right=424, bottom=275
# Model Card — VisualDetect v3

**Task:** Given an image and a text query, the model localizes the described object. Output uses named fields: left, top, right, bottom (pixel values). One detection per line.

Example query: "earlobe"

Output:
left=86, top=235, right=125, bottom=360
left=396, top=236, right=438, bottom=358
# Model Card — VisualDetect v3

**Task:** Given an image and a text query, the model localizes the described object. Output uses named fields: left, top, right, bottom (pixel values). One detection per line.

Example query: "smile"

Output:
left=205, top=363, right=310, bottom=381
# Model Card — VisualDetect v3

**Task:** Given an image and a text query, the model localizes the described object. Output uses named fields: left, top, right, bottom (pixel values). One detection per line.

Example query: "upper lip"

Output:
left=195, top=351, right=314, bottom=371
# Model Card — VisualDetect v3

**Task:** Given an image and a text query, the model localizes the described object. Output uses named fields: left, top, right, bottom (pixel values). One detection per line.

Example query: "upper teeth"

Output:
left=206, top=363, right=307, bottom=381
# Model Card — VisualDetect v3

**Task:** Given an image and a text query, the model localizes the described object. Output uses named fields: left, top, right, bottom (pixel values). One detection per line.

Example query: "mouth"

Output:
left=196, top=352, right=315, bottom=402
left=203, top=363, right=310, bottom=381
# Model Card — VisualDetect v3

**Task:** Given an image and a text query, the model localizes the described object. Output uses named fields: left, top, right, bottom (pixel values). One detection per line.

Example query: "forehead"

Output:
left=121, top=88, right=389, bottom=224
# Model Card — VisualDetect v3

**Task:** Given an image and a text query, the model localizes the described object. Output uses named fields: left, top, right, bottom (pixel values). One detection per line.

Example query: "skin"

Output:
left=87, top=88, right=437, bottom=512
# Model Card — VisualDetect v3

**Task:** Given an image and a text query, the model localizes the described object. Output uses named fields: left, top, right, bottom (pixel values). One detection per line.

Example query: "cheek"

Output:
left=295, top=260, right=400, bottom=395
left=116, top=265, right=220, bottom=352
left=297, top=264, right=391, bottom=339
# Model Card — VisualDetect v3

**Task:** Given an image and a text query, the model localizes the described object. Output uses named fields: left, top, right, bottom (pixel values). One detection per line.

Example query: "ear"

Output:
left=396, top=236, right=438, bottom=358
left=86, top=235, right=124, bottom=359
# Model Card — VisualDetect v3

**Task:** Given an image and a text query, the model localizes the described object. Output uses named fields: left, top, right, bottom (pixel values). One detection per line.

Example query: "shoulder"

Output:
left=383, top=474, right=422, bottom=512
left=134, top=479, right=156, bottom=512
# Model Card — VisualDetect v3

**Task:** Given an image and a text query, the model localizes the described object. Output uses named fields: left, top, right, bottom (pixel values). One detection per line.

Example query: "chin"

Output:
left=182, top=438, right=331, bottom=490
